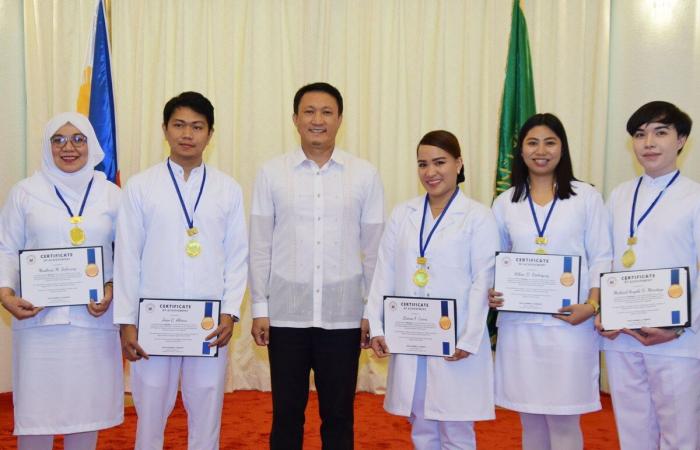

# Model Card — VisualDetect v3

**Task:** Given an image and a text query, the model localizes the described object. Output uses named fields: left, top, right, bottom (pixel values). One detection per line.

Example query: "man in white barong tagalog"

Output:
left=249, top=82, right=384, bottom=450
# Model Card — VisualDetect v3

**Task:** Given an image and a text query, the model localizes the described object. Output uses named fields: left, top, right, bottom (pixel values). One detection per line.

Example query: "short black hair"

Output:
left=293, top=82, right=343, bottom=115
left=417, top=130, right=465, bottom=184
left=163, top=91, right=215, bottom=130
left=510, top=113, right=578, bottom=202
left=626, top=101, right=692, bottom=151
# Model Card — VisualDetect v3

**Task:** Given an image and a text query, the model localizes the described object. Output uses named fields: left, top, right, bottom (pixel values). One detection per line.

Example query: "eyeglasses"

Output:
left=50, top=134, right=88, bottom=147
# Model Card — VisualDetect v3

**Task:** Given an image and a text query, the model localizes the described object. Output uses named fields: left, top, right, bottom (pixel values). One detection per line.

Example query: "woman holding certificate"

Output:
left=489, top=113, right=611, bottom=450
left=0, top=112, right=123, bottom=449
left=367, top=130, right=500, bottom=449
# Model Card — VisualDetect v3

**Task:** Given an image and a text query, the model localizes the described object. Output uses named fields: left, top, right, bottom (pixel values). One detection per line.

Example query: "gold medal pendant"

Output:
left=187, top=227, right=199, bottom=237
left=413, top=267, right=429, bottom=287
left=535, top=236, right=548, bottom=245
left=627, top=236, right=637, bottom=246
left=186, top=240, right=202, bottom=257
left=70, top=226, right=86, bottom=246
left=535, top=247, right=547, bottom=255
left=621, top=248, right=636, bottom=268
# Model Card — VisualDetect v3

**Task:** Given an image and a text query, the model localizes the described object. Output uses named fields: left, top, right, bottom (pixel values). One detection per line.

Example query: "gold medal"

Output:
left=85, top=263, right=99, bottom=277
left=535, top=236, right=547, bottom=245
left=621, top=248, right=635, bottom=268
left=186, top=240, right=201, bottom=257
left=187, top=227, right=199, bottom=237
left=668, top=284, right=683, bottom=299
left=413, top=268, right=429, bottom=287
left=70, top=226, right=86, bottom=246
left=201, top=316, right=215, bottom=330
left=560, top=272, right=575, bottom=287
left=535, top=247, right=547, bottom=255
left=416, top=256, right=427, bottom=265
left=439, top=316, right=452, bottom=330
left=627, top=236, right=637, bottom=245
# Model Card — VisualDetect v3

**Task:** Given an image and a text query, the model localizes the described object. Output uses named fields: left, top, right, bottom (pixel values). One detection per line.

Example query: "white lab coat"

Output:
left=367, top=192, right=499, bottom=421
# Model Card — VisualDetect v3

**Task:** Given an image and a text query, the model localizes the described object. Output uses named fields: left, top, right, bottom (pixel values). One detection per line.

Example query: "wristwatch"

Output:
left=674, top=327, right=686, bottom=339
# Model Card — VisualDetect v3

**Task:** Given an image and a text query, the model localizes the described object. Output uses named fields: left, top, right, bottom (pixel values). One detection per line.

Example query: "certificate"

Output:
left=383, top=296, right=457, bottom=357
left=600, top=267, right=691, bottom=331
left=494, top=252, right=581, bottom=314
left=19, top=246, right=105, bottom=307
left=137, top=298, right=221, bottom=357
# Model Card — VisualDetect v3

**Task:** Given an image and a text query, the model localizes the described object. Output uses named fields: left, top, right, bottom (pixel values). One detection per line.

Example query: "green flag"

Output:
left=494, top=0, right=537, bottom=195
left=489, top=0, right=536, bottom=346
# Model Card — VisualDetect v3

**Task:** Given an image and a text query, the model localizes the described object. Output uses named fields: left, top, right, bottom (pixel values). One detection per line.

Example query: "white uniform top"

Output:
left=367, top=192, right=499, bottom=421
left=605, top=172, right=700, bottom=358
left=249, top=148, right=384, bottom=329
left=0, top=172, right=120, bottom=330
left=492, top=181, right=611, bottom=414
left=492, top=181, right=612, bottom=326
left=112, top=160, right=248, bottom=325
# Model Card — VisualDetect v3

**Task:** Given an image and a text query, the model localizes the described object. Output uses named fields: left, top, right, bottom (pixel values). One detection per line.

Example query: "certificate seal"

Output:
left=85, top=263, right=100, bottom=277
left=439, top=316, right=452, bottom=330
left=201, top=316, right=215, bottom=330
left=668, top=284, right=683, bottom=299
left=560, top=272, right=575, bottom=287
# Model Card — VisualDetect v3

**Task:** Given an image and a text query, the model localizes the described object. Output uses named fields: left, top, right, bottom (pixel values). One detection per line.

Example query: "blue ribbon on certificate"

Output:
left=89, top=289, right=98, bottom=302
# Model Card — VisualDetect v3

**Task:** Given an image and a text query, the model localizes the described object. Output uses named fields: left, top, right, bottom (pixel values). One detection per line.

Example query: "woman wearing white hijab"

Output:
left=0, top=112, right=123, bottom=449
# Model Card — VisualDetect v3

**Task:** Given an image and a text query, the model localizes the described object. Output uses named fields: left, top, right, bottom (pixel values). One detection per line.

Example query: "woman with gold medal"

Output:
left=0, top=112, right=123, bottom=449
left=366, top=130, right=500, bottom=449
left=488, top=114, right=611, bottom=450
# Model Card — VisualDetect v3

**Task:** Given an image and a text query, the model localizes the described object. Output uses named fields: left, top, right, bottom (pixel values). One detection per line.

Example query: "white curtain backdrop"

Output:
left=1, top=0, right=620, bottom=393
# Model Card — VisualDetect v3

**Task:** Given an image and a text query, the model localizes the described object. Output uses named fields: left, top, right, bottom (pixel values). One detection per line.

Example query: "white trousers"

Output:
left=410, top=356, right=476, bottom=450
left=17, top=431, right=98, bottom=450
left=520, top=413, right=582, bottom=450
left=605, top=350, right=700, bottom=450
left=130, top=353, right=229, bottom=450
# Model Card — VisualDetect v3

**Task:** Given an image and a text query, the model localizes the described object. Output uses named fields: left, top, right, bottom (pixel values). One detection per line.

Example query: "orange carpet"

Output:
left=0, top=391, right=618, bottom=449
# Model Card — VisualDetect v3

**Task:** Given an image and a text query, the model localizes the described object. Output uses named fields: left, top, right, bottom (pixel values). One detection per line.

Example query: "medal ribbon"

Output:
left=628, top=170, right=680, bottom=239
left=419, top=188, right=459, bottom=258
left=54, top=177, right=95, bottom=220
left=526, top=183, right=558, bottom=240
left=166, top=158, right=207, bottom=231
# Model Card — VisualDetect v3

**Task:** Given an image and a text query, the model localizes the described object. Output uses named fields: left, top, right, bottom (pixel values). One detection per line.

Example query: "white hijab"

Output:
left=40, top=112, right=106, bottom=199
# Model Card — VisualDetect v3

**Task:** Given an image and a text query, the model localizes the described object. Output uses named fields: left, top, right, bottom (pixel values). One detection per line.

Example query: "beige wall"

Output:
left=603, top=0, right=700, bottom=194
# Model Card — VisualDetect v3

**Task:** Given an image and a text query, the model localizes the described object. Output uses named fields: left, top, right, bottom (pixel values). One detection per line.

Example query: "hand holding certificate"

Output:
left=494, top=252, right=581, bottom=314
left=19, top=246, right=104, bottom=307
left=137, top=298, right=221, bottom=357
left=600, top=267, right=690, bottom=331
left=382, top=296, right=457, bottom=357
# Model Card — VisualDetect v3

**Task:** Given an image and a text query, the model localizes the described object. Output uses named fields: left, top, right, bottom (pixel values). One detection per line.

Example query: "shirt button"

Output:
left=316, top=241, right=321, bottom=245
left=316, top=289, right=320, bottom=293
left=316, top=265, right=320, bottom=270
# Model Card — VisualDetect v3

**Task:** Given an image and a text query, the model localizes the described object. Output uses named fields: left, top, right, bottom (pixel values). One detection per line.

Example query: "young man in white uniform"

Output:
left=249, top=82, right=384, bottom=450
left=113, top=92, right=248, bottom=450
left=600, top=101, right=700, bottom=450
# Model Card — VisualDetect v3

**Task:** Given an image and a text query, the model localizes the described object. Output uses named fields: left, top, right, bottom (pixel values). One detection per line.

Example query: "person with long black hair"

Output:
left=489, top=113, right=611, bottom=449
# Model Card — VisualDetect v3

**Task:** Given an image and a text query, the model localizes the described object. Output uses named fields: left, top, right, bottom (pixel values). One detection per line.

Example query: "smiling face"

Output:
left=51, top=123, right=89, bottom=173
left=163, top=106, right=212, bottom=167
left=293, top=91, right=342, bottom=153
left=521, top=125, right=562, bottom=178
left=417, top=144, right=462, bottom=202
left=632, top=122, right=686, bottom=178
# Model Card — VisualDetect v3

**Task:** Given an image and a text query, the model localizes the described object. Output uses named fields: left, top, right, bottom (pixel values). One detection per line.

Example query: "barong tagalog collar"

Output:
left=166, top=158, right=207, bottom=257
left=41, top=112, right=106, bottom=246
left=526, top=182, right=558, bottom=255
left=622, top=170, right=680, bottom=268
left=414, top=188, right=459, bottom=287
